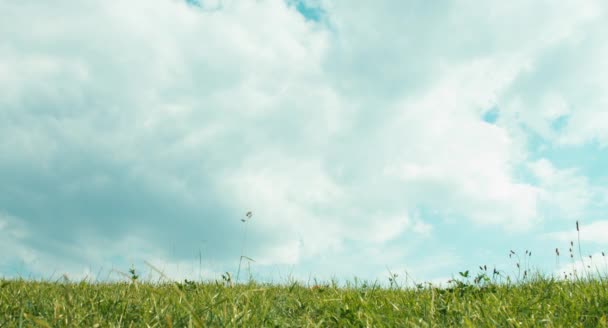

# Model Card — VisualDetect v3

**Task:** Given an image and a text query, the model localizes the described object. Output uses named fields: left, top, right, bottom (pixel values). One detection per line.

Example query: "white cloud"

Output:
left=493, top=3, right=608, bottom=147
left=546, top=220, right=608, bottom=245
left=529, top=159, right=594, bottom=220
left=0, top=212, right=28, bottom=240
left=0, top=212, right=35, bottom=277
left=222, top=152, right=431, bottom=263
left=380, top=59, right=541, bottom=230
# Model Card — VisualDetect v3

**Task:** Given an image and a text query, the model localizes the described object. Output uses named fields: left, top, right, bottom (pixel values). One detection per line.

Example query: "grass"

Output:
left=1, top=272, right=608, bottom=327
left=2, top=222, right=608, bottom=327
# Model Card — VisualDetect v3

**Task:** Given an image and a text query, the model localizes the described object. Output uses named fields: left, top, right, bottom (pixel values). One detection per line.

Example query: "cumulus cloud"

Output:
left=529, top=159, right=593, bottom=217
left=546, top=220, right=608, bottom=246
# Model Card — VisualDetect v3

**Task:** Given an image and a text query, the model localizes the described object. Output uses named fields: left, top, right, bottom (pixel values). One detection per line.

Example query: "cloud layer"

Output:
left=1, top=0, right=607, bottom=282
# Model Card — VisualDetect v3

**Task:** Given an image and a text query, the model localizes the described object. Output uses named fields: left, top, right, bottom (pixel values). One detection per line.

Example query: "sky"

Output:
left=1, top=0, right=608, bottom=285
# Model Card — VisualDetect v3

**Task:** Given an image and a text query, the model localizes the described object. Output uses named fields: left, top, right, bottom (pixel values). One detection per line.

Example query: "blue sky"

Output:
left=1, top=0, right=608, bottom=285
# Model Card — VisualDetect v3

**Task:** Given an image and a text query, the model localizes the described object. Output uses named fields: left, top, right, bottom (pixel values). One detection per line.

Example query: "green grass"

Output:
left=2, top=220, right=607, bottom=326
left=2, top=271, right=608, bottom=327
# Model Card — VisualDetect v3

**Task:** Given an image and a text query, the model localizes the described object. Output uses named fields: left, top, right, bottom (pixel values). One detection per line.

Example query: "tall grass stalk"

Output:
left=236, top=211, right=253, bottom=283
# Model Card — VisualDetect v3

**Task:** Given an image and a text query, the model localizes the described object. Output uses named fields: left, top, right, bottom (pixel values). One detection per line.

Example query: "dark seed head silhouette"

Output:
left=241, top=211, right=253, bottom=222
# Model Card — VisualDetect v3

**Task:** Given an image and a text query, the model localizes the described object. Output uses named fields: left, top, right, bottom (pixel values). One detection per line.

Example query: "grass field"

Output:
left=2, top=221, right=608, bottom=327
left=2, top=266, right=608, bottom=327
